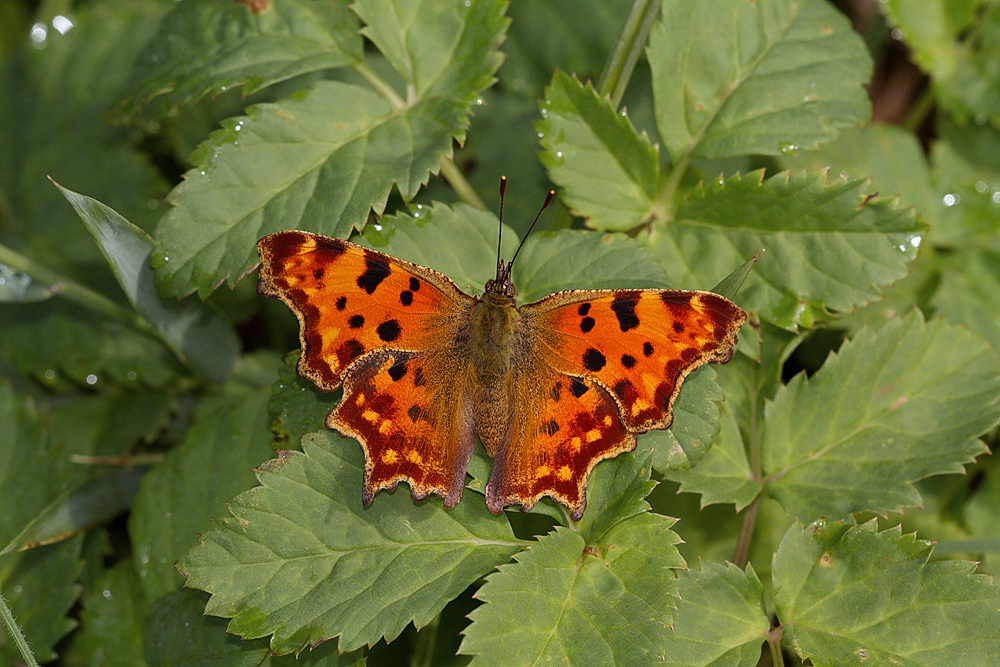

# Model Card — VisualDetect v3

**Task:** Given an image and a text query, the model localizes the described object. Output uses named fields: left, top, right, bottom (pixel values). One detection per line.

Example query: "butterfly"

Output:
left=257, top=196, right=745, bottom=520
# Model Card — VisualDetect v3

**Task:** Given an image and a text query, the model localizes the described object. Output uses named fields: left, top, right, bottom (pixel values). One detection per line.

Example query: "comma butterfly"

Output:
left=257, top=185, right=745, bottom=520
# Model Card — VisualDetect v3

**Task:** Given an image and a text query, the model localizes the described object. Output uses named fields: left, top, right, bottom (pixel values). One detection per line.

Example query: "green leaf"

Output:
left=649, top=0, right=871, bottom=161
left=774, top=519, right=1000, bottom=665
left=1, top=467, right=144, bottom=555
left=153, top=0, right=507, bottom=298
left=932, top=248, right=1000, bottom=348
left=929, top=117, right=1000, bottom=250
left=660, top=563, right=769, bottom=666
left=639, top=366, right=724, bottom=472
left=461, top=511, right=684, bottom=664
left=538, top=71, right=660, bottom=231
left=119, top=0, right=362, bottom=114
left=884, top=0, right=1000, bottom=123
left=649, top=170, right=925, bottom=329
left=54, top=182, right=240, bottom=383
left=764, top=312, right=1000, bottom=521
left=73, top=561, right=147, bottom=667
left=144, top=589, right=270, bottom=667
left=128, top=352, right=280, bottom=601
left=178, top=432, right=525, bottom=654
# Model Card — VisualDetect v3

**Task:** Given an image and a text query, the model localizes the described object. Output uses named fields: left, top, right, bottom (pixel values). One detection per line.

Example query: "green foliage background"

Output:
left=1, top=0, right=999, bottom=665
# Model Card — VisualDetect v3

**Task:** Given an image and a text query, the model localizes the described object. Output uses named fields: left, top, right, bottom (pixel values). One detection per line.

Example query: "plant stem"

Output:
left=0, top=591, right=39, bottom=667
left=732, top=495, right=760, bottom=568
left=353, top=62, right=406, bottom=108
left=767, top=625, right=785, bottom=667
left=597, top=0, right=662, bottom=107
left=441, top=157, right=487, bottom=210
left=902, top=86, right=935, bottom=133
left=0, top=242, right=155, bottom=336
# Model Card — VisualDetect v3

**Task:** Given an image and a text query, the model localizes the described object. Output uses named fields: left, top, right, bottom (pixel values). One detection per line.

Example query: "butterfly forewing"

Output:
left=525, top=289, right=746, bottom=432
left=257, top=231, right=472, bottom=390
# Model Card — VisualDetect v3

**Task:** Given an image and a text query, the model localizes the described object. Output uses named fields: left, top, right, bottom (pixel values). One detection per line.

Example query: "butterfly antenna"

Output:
left=505, top=188, right=555, bottom=280
left=496, top=175, right=507, bottom=279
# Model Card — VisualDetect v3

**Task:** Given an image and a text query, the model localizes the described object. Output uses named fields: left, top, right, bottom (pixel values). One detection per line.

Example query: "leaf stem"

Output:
left=441, top=158, right=487, bottom=210
left=597, top=0, right=662, bottom=107
left=0, top=242, right=156, bottom=336
left=901, top=85, right=935, bottom=133
left=733, top=361, right=764, bottom=566
left=353, top=62, right=406, bottom=109
left=0, top=591, right=39, bottom=667
left=766, top=625, right=785, bottom=667
left=732, top=495, right=760, bottom=568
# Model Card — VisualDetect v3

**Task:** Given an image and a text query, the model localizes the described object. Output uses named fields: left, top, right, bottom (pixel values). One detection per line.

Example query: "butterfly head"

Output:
left=488, top=178, right=555, bottom=302
left=485, top=258, right=517, bottom=298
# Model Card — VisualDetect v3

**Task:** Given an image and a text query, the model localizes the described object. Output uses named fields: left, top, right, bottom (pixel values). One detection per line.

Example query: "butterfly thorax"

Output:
left=468, top=288, right=521, bottom=378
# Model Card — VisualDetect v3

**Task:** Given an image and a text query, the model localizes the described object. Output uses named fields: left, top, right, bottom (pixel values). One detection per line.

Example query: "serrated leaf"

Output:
left=54, top=182, right=240, bottom=382
left=461, top=512, right=683, bottom=664
left=119, top=0, right=362, bottom=114
left=660, top=563, right=769, bottom=666
left=154, top=0, right=507, bottom=298
left=538, top=72, right=660, bottom=231
left=649, top=170, right=925, bottom=329
left=129, top=352, right=280, bottom=600
left=639, top=366, right=724, bottom=472
left=650, top=0, right=871, bottom=161
left=179, top=432, right=524, bottom=654
left=774, top=519, right=1000, bottom=665
left=764, top=312, right=1000, bottom=521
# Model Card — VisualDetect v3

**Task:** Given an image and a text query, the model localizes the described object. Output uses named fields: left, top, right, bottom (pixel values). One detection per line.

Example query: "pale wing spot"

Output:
left=355, top=393, right=366, bottom=407
left=535, top=465, right=551, bottom=479
left=602, top=414, right=613, bottom=426
left=406, top=449, right=423, bottom=465
left=378, top=420, right=395, bottom=435
left=688, top=294, right=715, bottom=334
left=381, top=449, right=399, bottom=464
left=557, top=466, right=572, bottom=481
left=630, top=398, right=653, bottom=418
left=362, top=408, right=379, bottom=423
left=570, top=436, right=582, bottom=451
left=586, top=429, right=602, bottom=443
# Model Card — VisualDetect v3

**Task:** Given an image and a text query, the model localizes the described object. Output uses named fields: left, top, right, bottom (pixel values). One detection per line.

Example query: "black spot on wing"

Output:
left=610, top=293, right=640, bottom=332
left=400, top=290, right=414, bottom=306
left=543, top=420, right=560, bottom=436
left=409, top=277, right=420, bottom=291
left=388, top=359, right=407, bottom=382
left=412, top=366, right=426, bottom=387
left=580, top=316, right=596, bottom=333
left=407, top=405, right=422, bottom=422
left=357, top=254, right=391, bottom=294
left=348, top=315, right=365, bottom=329
left=621, top=354, right=636, bottom=369
left=673, top=321, right=685, bottom=334
left=583, top=348, right=606, bottom=372
left=376, top=320, right=401, bottom=342
left=336, top=296, right=347, bottom=311
left=570, top=378, right=589, bottom=398
left=577, top=303, right=591, bottom=316
left=313, top=268, right=324, bottom=280
left=643, top=341, right=654, bottom=357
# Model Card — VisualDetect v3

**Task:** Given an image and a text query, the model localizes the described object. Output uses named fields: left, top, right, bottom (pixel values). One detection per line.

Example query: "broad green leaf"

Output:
left=778, top=123, right=936, bottom=219
left=461, top=511, right=684, bottom=664
left=764, top=312, right=1000, bottom=521
left=153, top=0, right=507, bottom=298
left=119, top=0, right=362, bottom=114
left=55, top=183, right=240, bottom=383
left=268, top=354, right=340, bottom=451
left=884, top=0, right=1000, bottom=123
left=650, top=0, right=871, bottom=162
left=513, top=229, right=670, bottom=302
left=774, top=520, right=1000, bottom=665
left=129, top=352, right=280, bottom=601
left=502, top=0, right=633, bottom=97
left=538, top=71, right=660, bottom=231
left=639, top=366, right=725, bottom=472
left=178, top=432, right=525, bottom=654
left=648, top=170, right=925, bottom=329
left=361, top=202, right=516, bottom=293
left=933, top=248, right=1000, bottom=349
left=929, top=117, right=1000, bottom=250
left=575, top=449, right=658, bottom=539
left=1, top=467, right=144, bottom=555
left=0, top=1, right=168, bottom=281
left=660, top=563, right=768, bottom=666
left=0, top=300, right=184, bottom=389
left=145, top=589, right=270, bottom=667
left=73, top=561, right=147, bottom=667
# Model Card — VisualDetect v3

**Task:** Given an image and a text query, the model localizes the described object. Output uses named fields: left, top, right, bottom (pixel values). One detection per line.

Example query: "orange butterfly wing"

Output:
left=257, top=231, right=478, bottom=506
left=485, top=289, right=746, bottom=519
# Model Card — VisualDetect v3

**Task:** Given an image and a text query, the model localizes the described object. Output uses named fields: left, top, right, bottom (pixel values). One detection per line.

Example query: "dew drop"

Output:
left=942, top=193, right=958, bottom=207
left=52, top=15, right=74, bottom=34
left=102, top=589, right=112, bottom=599
left=85, top=373, right=98, bottom=386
